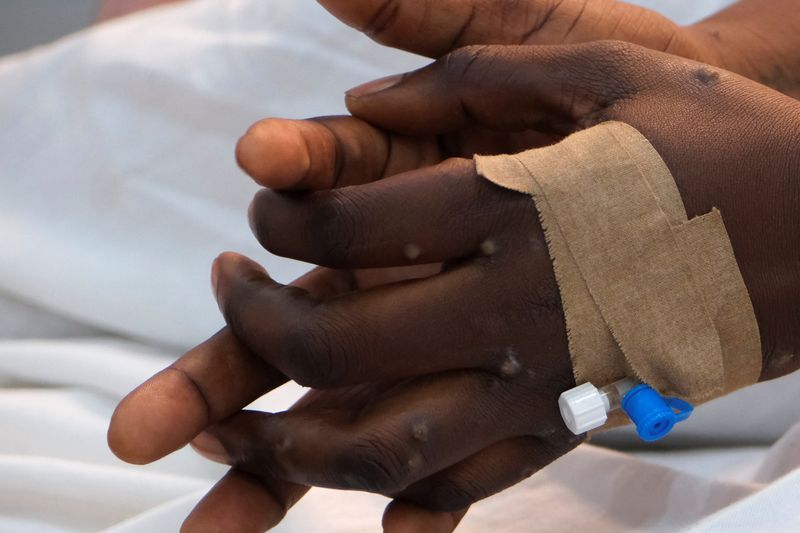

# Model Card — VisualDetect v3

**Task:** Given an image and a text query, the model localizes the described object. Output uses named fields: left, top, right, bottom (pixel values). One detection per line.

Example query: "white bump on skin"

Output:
left=770, top=350, right=795, bottom=370
left=407, top=453, right=423, bottom=471
left=404, top=244, right=421, bottom=260
left=274, top=436, right=293, bottom=453
left=528, top=237, right=543, bottom=251
left=501, top=349, right=522, bottom=377
left=481, top=239, right=499, bottom=255
left=411, top=422, right=429, bottom=442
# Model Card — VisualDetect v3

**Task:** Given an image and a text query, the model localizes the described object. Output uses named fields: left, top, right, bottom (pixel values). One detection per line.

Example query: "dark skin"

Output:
left=312, top=0, right=800, bottom=98
left=108, top=1, right=800, bottom=531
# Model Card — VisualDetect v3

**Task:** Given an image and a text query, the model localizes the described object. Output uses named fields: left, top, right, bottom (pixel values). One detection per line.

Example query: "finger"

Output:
left=185, top=386, right=395, bottom=532
left=395, top=434, right=581, bottom=512
left=236, top=116, right=441, bottom=190
left=317, top=0, right=688, bottom=59
left=108, top=266, right=356, bottom=464
left=193, top=370, right=555, bottom=494
left=214, top=251, right=560, bottom=387
left=249, top=158, right=531, bottom=269
left=108, top=329, right=282, bottom=465
left=182, top=469, right=308, bottom=533
left=189, top=383, right=463, bottom=533
left=318, top=0, right=545, bottom=57
left=184, top=383, right=387, bottom=532
left=382, top=500, right=468, bottom=533
left=345, top=42, right=648, bottom=136
left=184, top=471, right=466, bottom=533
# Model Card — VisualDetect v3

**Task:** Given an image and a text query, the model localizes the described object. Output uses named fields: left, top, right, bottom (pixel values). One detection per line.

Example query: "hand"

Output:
left=109, top=265, right=467, bottom=532
left=202, top=40, right=800, bottom=521
left=109, top=2, right=800, bottom=530
left=107, top=112, right=466, bottom=531
left=317, top=0, right=800, bottom=98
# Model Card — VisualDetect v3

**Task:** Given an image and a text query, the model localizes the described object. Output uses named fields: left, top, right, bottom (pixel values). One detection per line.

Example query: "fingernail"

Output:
left=191, top=431, right=229, bottom=464
left=346, top=73, right=403, bottom=98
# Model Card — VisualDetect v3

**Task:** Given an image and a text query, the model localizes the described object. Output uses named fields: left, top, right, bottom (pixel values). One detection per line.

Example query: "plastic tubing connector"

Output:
left=559, top=379, right=693, bottom=441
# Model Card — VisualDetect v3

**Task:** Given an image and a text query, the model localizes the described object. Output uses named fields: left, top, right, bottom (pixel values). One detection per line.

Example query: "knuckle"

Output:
left=442, top=44, right=498, bottom=82
left=585, top=40, right=647, bottom=92
left=468, top=169, right=514, bottom=219
left=550, top=40, right=646, bottom=123
left=306, top=191, right=359, bottom=267
left=581, top=39, right=644, bottom=68
left=436, top=156, right=473, bottom=177
left=592, top=39, right=640, bottom=58
left=338, top=434, right=412, bottom=494
left=281, top=321, right=339, bottom=388
left=437, top=158, right=498, bottom=212
left=362, top=0, right=401, bottom=39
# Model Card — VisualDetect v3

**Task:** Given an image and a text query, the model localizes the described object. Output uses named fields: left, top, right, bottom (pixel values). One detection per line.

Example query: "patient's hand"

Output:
left=318, top=0, right=800, bottom=98
left=110, top=48, right=800, bottom=533
left=108, top=267, right=464, bottom=533
left=183, top=41, right=800, bottom=526
left=109, top=3, right=800, bottom=531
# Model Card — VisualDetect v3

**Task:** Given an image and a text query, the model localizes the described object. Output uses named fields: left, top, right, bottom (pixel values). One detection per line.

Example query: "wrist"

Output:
left=750, top=103, right=800, bottom=381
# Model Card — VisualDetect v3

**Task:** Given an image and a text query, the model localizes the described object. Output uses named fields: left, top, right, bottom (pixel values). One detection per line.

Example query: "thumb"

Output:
left=316, top=0, right=697, bottom=62
left=345, top=41, right=649, bottom=136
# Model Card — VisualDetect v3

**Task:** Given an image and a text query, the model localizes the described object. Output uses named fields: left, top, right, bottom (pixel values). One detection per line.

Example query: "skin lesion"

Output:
left=762, top=348, right=800, bottom=382
left=693, top=66, right=721, bottom=87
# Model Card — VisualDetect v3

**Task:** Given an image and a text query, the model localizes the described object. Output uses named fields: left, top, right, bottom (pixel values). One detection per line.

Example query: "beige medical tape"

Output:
left=475, top=122, right=761, bottom=404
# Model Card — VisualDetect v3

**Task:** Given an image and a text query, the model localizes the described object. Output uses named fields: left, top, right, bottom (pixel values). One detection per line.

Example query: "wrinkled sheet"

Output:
left=3, top=0, right=800, bottom=531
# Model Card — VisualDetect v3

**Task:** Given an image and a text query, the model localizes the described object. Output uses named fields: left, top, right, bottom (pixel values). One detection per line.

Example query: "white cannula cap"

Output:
left=559, top=382, right=609, bottom=435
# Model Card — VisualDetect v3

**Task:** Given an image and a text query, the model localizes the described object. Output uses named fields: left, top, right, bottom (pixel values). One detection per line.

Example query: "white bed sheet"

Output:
left=1, top=336, right=798, bottom=533
left=4, top=0, right=800, bottom=531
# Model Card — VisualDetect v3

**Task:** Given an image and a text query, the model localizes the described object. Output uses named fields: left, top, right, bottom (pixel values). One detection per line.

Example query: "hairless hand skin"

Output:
left=108, top=1, right=800, bottom=532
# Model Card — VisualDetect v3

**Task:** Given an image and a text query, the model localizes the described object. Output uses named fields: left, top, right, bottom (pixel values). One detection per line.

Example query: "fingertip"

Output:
left=345, top=73, right=405, bottom=99
left=182, top=470, right=301, bottom=533
left=108, top=369, right=209, bottom=465
left=343, top=68, right=443, bottom=136
left=382, top=500, right=466, bottom=533
left=214, top=252, right=269, bottom=285
left=108, top=398, right=153, bottom=465
left=214, top=252, right=277, bottom=311
left=190, top=431, right=230, bottom=465
left=247, top=189, right=298, bottom=255
left=213, top=251, right=244, bottom=272
left=315, top=0, right=365, bottom=29
left=343, top=91, right=375, bottom=119
left=343, top=78, right=397, bottom=118
left=236, top=119, right=312, bottom=189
